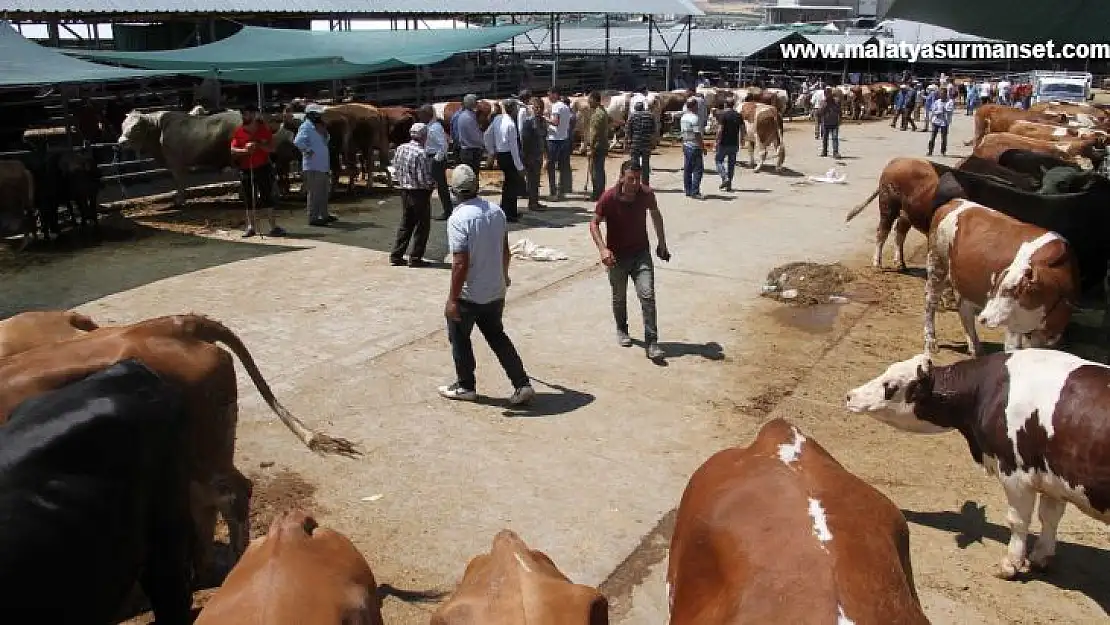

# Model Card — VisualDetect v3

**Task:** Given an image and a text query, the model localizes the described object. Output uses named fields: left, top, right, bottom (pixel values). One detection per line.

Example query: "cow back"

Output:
left=997, top=149, right=1080, bottom=179
left=0, top=360, right=191, bottom=624
left=156, top=110, right=242, bottom=169
left=955, top=155, right=1038, bottom=191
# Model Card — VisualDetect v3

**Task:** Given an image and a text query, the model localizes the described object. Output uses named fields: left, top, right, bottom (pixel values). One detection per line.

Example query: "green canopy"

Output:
left=68, top=24, right=534, bottom=84
left=0, top=20, right=179, bottom=88
left=883, top=0, right=1107, bottom=43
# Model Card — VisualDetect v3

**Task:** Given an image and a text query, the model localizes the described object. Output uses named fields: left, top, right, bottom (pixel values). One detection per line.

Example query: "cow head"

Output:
left=846, top=354, right=951, bottom=434
left=118, top=110, right=156, bottom=148
left=979, top=235, right=1069, bottom=333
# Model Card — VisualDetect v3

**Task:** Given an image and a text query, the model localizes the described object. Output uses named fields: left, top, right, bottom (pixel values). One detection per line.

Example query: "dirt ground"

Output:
left=3, top=112, right=1108, bottom=624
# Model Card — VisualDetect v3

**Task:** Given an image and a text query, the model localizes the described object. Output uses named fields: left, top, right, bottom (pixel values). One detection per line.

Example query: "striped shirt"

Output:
left=391, top=140, right=435, bottom=190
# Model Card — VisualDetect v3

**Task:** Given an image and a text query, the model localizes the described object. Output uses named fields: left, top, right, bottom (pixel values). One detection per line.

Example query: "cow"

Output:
left=0, top=360, right=193, bottom=625
left=845, top=156, right=1038, bottom=271
left=846, top=349, right=1110, bottom=579
left=738, top=102, right=784, bottom=173
left=966, top=104, right=1072, bottom=148
left=667, top=418, right=929, bottom=625
left=56, top=148, right=104, bottom=234
left=0, top=159, right=35, bottom=249
left=0, top=313, right=359, bottom=579
left=1030, top=101, right=1110, bottom=127
left=973, top=132, right=1107, bottom=170
left=923, top=199, right=1080, bottom=356
left=996, top=148, right=1082, bottom=180
left=323, top=103, right=391, bottom=193
left=267, top=121, right=299, bottom=198
left=118, top=109, right=242, bottom=207
left=0, top=310, right=99, bottom=358
left=431, top=529, right=608, bottom=625
left=194, top=510, right=385, bottom=624
left=1008, top=120, right=1108, bottom=142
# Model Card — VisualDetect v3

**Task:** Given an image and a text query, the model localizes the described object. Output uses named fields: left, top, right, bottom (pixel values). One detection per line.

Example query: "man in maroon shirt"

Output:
left=589, top=160, right=671, bottom=360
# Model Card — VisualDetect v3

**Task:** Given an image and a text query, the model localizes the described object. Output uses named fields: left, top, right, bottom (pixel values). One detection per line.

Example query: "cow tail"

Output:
left=68, top=312, right=99, bottom=332
left=776, top=121, right=786, bottom=167
left=177, top=314, right=360, bottom=457
left=846, top=186, right=880, bottom=221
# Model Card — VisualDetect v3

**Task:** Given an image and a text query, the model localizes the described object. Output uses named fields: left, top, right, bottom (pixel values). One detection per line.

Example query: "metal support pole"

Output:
left=549, top=14, right=556, bottom=89
left=60, top=89, right=73, bottom=149
left=511, top=15, right=515, bottom=53
left=665, top=54, right=672, bottom=93
left=685, top=16, right=692, bottom=59
left=492, top=48, right=499, bottom=96
left=256, top=83, right=264, bottom=110
left=647, top=16, right=654, bottom=89
left=604, top=14, right=610, bottom=91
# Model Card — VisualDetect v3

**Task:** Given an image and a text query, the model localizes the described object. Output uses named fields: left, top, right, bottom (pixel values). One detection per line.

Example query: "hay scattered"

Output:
left=761, top=261, right=855, bottom=306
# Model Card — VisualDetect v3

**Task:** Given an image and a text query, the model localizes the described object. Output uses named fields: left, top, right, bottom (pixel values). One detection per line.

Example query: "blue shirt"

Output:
left=293, top=119, right=329, bottom=172
left=455, top=109, right=484, bottom=150
left=448, top=197, right=507, bottom=305
left=425, top=119, right=448, bottom=160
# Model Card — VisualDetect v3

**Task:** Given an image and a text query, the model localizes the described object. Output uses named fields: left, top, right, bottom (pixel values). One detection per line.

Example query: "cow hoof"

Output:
left=993, top=558, right=1028, bottom=580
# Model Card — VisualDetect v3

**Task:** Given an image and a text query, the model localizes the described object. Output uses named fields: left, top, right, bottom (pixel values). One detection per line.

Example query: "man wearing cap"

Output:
left=389, top=122, right=436, bottom=267
left=455, top=94, right=485, bottom=185
left=229, top=104, right=285, bottom=237
left=439, top=164, right=535, bottom=406
left=293, top=103, right=334, bottom=227
left=484, top=100, right=525, bottom=222
left=417, top=104, right=452, bottom=220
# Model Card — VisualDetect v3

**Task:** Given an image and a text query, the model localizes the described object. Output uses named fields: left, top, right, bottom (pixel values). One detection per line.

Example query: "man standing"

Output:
left=819, top=87, right=842, bottom=159
left=293, top=103, right=333, bottom=227
left=519, top=96, right=547, bottom=212
left=901, top=84, right=919, bottom=131
left=589, top=160, right=670, bottom=361
left=390, top=123, right=436, bottom=267
left=714, top=98, right=742, bottom=192
left=418, top=104, right=452, bottom=221
left=927, top=88, right=955, bottom=157
left=586, top=91, right=609, bottom=201
left=546, top=89, right=572, bottom=200
left=438, top=164, right=535, bottom=406
left=484, top=100, right=525, bottom=222
left=680, top=98, right=705, bottom=199
left=455, top=94, right=485, bottom=184
left=230, top=104, right=285, bottom=238
left=626, top=100, right=656, bottom=186
left=809, top=84, right=826, bottom=139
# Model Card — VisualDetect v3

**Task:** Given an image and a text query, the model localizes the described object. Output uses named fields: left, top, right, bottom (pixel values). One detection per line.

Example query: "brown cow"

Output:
left=924, top=199, right=1079, bottom=355
left=1008, top=119, right=1107, bottom=142
left=0, top=314, right=358, bottom=576
left=966, top=103, right=1070, bottom=147
left=324, top=103, right=392, bottom=192
left=194, top=510, right=384, bottom=625
left=0, top=310, right=98, bottom=357
left=739, top=101, right=784, bottom=173
left=667, top=418, right=929, bottom=625
left=973, top=132, right=1107, bottom=168
left=845, top=156, right=1037, bottom=271
left=1030, top=101, right=1110, bottom=126
left=431, top=529, right=608, bottom=625
left=0, top=159, right=35, bottom=247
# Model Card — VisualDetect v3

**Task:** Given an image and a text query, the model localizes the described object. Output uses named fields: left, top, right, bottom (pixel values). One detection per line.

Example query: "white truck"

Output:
left=1026, top=71, right=1093, bottom=104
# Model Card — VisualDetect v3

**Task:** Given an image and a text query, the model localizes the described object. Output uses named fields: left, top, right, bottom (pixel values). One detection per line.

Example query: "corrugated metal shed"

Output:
left=0, top=0, right=703, bottom=17
left=804, top=34, right=884, bottom=47
left=501, top=27, right=810, bottom=60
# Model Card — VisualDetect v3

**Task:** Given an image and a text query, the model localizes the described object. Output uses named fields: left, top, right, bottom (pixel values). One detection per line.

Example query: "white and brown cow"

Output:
left=667, top=418, right=929, bottom=625
left=924, top=199, right=1079, bottom=356
left=431, top=529, right=608, bottom=625
left=847, top=349, right=1110, bottom=579
left=738, top=101, right=785, bottom=173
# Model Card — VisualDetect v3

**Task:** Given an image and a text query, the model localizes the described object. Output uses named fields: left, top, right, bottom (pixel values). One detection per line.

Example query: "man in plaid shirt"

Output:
left=626, top=100, right=657, bottom=187
left=390, top=122, right=437, bottom=267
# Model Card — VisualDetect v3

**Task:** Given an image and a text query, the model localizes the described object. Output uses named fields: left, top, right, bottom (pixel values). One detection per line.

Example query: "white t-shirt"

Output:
left=630, top=93, right=648, bottom=113
left=547, top=101, right=571, bottom=141
left=810, top=90, right=826, bottom=108
left=680, top=111, right=701, bottom=147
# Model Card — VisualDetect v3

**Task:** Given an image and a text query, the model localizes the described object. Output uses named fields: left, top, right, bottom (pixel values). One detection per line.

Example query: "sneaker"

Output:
left=325, top=215, right=338, bottom=223
left=438, top=383, right=477, bottom=401
left=408, top=258, right=428, bottom=268
left=508, top=384, right=535, bottom=406
left=718, top=182, right=727, bottom=190
left=390, top=257, right=407, bottom=266
left=646, top=343, right=665, bottom=360
left=268, top=226, right=287, bottom=237
left=241, top=227, right=257, bottom=238
left=617, top=330, right=633, bottom=347
left=691, top=193, right=705, bottom=200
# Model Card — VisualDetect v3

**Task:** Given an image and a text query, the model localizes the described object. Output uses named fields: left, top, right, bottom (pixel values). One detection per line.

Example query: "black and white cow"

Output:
left=846, top=350, right=1110, bottom=580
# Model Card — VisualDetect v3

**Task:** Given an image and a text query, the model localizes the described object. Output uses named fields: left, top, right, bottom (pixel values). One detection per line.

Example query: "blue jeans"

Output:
left=546, top=139, right=572, bottom=197
left=447, top=298, right=529, bottom=392
left=715, top=144, right=738, bottom=187
left=822, top=125, right=840, bottom=156
left=683, top=144, right=704, bottom=196
left=608, top=249, right=658, bottom=345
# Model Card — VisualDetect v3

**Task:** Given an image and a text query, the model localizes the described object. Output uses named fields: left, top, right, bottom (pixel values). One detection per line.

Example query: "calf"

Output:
left=0, top=360, right=193, bottom=624
left=965, top=103, right=1069, bottom=148
left=1008, top=120, right=1107, bottom=143
left=667, top=418, right=928, bottom=625
left=845, top=156, right=1036, bottom=271
left=57, top=148, right=104, bottom=233
left=0, top=313, right=358, bottom=578
left=431, top=529, right=608, bottom=625
left=924, top=199, right=1079, bottom=355
left=194, top=510, right=383, bottom=624
left=738, top=101, right=785, bottom=173
left=0, top=310, right=99, bottom=357
left=847, top=350, right=1110, bottom=579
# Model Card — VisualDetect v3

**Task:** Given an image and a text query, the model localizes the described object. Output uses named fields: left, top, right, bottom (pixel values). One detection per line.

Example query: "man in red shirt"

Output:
left=230, top=104, right=285, bottom=237
left=589, top=159, right=671, bottom=360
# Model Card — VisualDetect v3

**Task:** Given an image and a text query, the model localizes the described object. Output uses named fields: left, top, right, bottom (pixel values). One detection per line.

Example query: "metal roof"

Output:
left=501, top=27, right=825, bottom=60
left=0, top=0, right=703, bottom=17
left=804, top=34, right=883, bottom=46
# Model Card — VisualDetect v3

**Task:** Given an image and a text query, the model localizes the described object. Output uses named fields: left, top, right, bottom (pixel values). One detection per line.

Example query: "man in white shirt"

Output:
left=417, top=104, right=452, bottom=220
left=809, top=87, right=826, bottom=139
left=998, top=79, right=1011, bottom=106
left=680, top=98, right=705, bottom=199
left=927, top=89, right=955, bottom=157
left=546, top=88, right=573, bottom=200
left=484, top=99, right=525, bottom=222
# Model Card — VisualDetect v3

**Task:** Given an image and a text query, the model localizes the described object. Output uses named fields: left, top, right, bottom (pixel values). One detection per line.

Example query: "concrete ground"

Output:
left=3, top=112, right=1107, bottom=624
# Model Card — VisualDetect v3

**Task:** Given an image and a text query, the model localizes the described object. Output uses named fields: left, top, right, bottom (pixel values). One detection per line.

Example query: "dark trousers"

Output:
left=900, top=108, right=918, bottom=131
left=496, top=152, right=523, bottom=219
left=524, top=158, right=542, bottom=208
left=391, top=188, right=431, bottom=263
left=821, top=125, right=840, bottom=156
left=431, top=159, right=453, bottom=217
left=928, top=124, right=949, bottom=155
left=715, top=143, right=738, bottom=187
left=590, top=146, right=607, bottom=200
left=609, top=249, right=658, bottom=344
left=239, top=163, right=275, bottom=209
left=447, top=298, right=529, bottom=392
left=546, top=139, right=572, bottom=197
left=630, top=151, right=651, bottom=186
left=460, top=147, right=483, bottom=179
left=682, top=145, right=704, bottom=196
